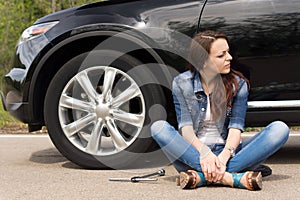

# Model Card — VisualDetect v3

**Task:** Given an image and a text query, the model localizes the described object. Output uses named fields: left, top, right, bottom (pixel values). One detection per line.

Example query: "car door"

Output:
left=135, top=0, right=205, bottom=72
left=199, top=0, right=300, bottom=125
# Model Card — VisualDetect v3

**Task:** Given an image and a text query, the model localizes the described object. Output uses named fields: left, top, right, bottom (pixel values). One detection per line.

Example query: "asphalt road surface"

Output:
left=1, top=132, right=300, bottom=200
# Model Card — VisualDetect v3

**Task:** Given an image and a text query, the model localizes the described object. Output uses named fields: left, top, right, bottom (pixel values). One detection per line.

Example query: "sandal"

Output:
left=179, top=170, right=207, bottom=189
left=232, top=171, right=262, bottom=191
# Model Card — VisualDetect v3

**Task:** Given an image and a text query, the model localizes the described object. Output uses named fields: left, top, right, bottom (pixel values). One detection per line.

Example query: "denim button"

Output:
left=201, top=108, right=205, bottom=112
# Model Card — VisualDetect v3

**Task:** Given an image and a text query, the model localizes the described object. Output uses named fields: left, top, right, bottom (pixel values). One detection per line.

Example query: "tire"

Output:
left=44, top=50, right=166, bottom=169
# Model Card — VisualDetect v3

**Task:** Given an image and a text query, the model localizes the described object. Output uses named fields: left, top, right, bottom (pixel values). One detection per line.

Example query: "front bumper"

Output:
left=1, top=90, right=29, bottom=123
left=1, top=90, right=43, bottom=132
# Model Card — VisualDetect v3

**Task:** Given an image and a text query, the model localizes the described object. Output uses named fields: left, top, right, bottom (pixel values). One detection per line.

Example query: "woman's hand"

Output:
left=200, top=152, right=224, bottom=183
left=212, top=150, right=231, bottom=181
left=216, top=153, right=228, bottom=180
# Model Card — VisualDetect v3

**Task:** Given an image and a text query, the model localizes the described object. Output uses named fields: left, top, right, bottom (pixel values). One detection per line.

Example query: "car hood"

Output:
left=34, top=0, right=143, bottom=24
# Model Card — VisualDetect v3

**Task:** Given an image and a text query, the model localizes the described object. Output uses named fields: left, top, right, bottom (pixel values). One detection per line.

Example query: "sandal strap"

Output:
left=232, top=173, right=247, bottom=189
left=196, top=172, right=207, bottom=187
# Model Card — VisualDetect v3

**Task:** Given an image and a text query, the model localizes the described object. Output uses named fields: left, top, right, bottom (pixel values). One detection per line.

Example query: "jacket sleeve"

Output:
left=228, top=78, right=249, bottom=132
left=172, top=78, right=193, bottom=130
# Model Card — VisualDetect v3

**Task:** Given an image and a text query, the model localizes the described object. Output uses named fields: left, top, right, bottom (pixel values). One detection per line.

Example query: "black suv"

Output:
left=1, top=0, right=300, bottom=168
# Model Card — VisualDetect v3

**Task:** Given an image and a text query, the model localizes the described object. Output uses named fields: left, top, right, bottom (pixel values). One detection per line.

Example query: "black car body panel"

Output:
left=2, top=0, right=300, bottom=129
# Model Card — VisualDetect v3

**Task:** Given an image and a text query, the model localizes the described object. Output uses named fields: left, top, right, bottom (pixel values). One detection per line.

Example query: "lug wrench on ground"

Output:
left=109, top=169, right=165, bottom=182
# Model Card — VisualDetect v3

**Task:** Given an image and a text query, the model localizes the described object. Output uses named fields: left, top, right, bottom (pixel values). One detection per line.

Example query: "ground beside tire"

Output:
left=0, top=127, right=47, bottom=134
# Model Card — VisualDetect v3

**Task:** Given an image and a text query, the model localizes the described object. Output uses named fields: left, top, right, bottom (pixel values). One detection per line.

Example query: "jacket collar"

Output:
left=193, top=71, right=204, bottom=94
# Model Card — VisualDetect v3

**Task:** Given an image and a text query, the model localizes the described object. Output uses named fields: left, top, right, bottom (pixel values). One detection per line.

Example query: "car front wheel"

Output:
left=44, top=51, right=166, bottom=169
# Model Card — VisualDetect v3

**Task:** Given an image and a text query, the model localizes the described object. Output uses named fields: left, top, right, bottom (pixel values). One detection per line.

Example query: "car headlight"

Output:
left=18, top=21, right=59, bottom=45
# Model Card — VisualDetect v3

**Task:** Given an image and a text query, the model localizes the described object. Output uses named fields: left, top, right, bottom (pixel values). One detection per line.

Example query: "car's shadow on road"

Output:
left=29, top=147, right=171, bottom=170
left=29, top=148, right=82, bottom=169
left=262, top=139, right=300, bottom=182
left=266, top=146, right=300, bottom=164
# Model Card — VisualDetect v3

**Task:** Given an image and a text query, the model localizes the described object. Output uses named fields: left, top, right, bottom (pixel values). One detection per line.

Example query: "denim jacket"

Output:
left=172, top=70, right=248, bottom=139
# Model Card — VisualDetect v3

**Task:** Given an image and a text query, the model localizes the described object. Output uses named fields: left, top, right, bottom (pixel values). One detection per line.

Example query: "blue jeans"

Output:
left=150, top=120, right=289, bottom=173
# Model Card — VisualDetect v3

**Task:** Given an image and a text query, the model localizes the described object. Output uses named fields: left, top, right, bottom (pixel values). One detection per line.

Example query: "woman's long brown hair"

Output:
left=187, top=30, right=250, bottom=108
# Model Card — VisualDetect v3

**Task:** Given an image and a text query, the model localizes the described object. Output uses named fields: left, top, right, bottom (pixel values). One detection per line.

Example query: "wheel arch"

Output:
left=29, top=26, right=176, bottom=131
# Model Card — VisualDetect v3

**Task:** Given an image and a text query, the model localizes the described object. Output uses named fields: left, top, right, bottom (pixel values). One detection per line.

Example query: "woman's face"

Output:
left=206, top=38, right=232, bottom=75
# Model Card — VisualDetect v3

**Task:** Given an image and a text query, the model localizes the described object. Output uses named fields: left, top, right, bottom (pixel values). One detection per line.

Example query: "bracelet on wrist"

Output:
left=224, top=146, right=236, bottom=157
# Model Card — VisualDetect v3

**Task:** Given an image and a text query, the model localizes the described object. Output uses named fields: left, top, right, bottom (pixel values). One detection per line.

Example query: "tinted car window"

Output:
left=200, top=0, right=300, bottom=101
